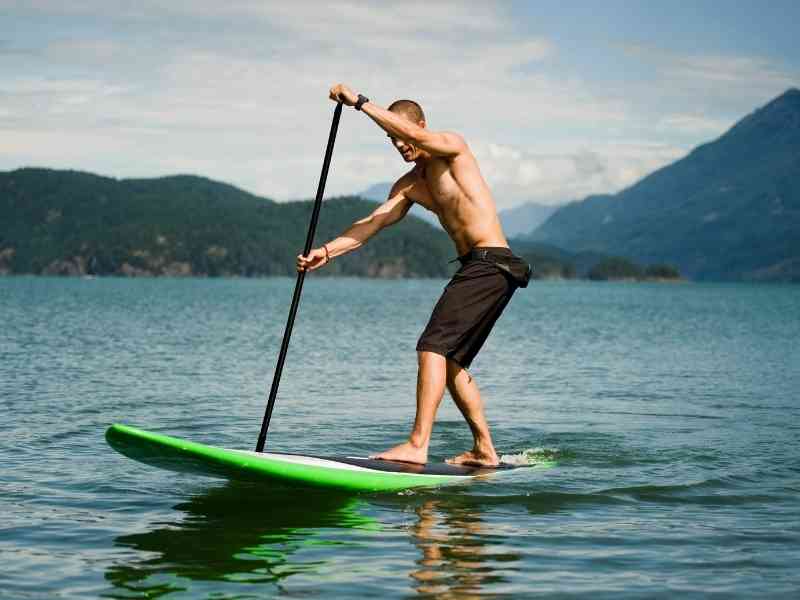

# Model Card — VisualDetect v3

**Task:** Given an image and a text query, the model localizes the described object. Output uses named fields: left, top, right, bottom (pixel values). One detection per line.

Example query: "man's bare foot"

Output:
left=370, top=441, right=428, bottom=465
left=446, top=449, right=500, bottom=467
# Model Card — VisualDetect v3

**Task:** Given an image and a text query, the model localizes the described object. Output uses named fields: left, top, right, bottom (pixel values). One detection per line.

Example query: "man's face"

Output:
left=389, top=134, right=417, bottom=162
left=388, top=112, right=425, bottom=162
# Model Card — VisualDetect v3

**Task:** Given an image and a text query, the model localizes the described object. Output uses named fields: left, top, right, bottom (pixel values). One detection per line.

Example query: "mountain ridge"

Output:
left=529, top=88, right=800, bottom=281
left=1, top=167, right=671, bottom=281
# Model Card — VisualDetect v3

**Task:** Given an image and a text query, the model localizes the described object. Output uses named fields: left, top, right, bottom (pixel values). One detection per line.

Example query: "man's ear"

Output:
left=418, top=120, right=427, bottom=129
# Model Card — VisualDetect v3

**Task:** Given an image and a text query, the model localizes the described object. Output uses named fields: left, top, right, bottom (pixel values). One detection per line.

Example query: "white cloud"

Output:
left=1, top=3, right=613, bottom=203
left=617, top=42, right=798, bottom=101
left=672, top=54, right=795, bottom=88
left=471, top=140, right=686, bottom=208
left=2, top=77, right=125, bottom=95
left=1, top=3, right=794, bottom=209
left=657, top=114, right=732, bottom=137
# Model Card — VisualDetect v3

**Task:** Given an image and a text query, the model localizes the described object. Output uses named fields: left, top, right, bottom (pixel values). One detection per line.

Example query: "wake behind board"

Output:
left=106, top=424, right=542, bottom=492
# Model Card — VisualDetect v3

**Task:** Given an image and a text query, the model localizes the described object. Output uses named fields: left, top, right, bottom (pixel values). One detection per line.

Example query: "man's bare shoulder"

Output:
left=429, top=130, right=468, bottom=158
left=440, top=131, right=467, bottom=145
left=389, top=168, right=421, bottom=197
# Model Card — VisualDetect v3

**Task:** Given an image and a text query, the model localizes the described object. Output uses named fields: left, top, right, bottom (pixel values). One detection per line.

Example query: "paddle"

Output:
left=255, top=101, right=344, bottom=452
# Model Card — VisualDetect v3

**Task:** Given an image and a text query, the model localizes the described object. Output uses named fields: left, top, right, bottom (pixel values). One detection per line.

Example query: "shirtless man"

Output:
left=297, top=83, right=530, bottom=467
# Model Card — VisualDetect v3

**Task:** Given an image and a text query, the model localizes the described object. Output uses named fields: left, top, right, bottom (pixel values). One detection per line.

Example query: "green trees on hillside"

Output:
left=588, top=258, right=643, bottom=281
left=0, top=169, right=454, bottom=278
left=644, top=264, right=681, bottom=279
left=588, top=257, right=682, bottom=281
left=0, top=168, right=682, bottom=281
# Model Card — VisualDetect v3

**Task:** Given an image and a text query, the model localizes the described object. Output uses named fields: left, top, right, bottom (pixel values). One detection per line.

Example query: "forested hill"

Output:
left=530, top=88, right=800, bottom=281
left=0, top=168, right=453, bottom=277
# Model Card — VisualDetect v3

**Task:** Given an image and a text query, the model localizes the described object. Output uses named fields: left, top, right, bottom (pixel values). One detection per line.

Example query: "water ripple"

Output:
left=2, top=278, right=799, bottom=598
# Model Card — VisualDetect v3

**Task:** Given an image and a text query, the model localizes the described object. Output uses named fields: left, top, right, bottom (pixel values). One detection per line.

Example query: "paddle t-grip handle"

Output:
left=255, top=102, right=343, bottom=452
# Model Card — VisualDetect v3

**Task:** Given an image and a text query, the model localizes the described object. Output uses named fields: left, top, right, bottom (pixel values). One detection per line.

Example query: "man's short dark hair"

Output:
left=388, top=99, right=426, bottom=123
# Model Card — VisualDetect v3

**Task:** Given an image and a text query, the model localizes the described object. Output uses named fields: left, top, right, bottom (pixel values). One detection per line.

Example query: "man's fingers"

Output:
left=297, top=252, right=323, bottom=272
left=329, top=83, right=354, bottom=105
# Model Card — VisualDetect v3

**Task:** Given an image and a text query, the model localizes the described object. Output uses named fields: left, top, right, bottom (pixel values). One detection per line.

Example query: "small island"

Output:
left=587, top=258, right=683, bottom=282
left=511, top=242, right=683, bottom=282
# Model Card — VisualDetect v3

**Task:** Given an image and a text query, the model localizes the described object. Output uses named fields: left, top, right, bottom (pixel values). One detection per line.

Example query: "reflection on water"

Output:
left=106, top=483, right=377, bottom=596
left=409, top=499, right=517, bottom=599
left=106, top=482, right=533, bottom=598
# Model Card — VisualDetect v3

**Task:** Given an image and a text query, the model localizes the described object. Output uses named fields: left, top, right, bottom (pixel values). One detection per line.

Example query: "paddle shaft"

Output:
left=256, top=102, right=343, bottom=452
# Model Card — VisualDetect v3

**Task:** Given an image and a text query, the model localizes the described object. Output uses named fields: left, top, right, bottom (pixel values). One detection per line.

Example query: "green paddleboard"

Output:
left=106, top=424, right=540, bottom=492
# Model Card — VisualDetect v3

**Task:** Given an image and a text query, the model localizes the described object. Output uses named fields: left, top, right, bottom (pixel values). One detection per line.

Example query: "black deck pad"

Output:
left=325, top=455, right=519, bottom=476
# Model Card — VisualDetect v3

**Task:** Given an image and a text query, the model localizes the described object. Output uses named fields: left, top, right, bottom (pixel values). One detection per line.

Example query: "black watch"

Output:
left=355, top=94, right=369, bottom=111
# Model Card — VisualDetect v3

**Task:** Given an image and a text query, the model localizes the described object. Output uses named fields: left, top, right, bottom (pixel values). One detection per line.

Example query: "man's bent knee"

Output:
left=446, top=357, right=472, bottom=384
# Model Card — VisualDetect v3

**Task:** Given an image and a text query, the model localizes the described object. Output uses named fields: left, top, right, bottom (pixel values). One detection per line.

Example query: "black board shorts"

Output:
left=416, top=247, right=531, bottom=369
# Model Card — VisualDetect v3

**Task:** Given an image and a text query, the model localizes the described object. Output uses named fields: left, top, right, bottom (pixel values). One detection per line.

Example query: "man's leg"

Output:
left=370, top=351, right=447, bottom=464
left=444, top=359, right=499, bottom=466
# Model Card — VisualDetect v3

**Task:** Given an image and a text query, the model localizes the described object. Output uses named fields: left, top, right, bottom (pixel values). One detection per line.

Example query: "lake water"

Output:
left=1, top=277, right=799, bottom=598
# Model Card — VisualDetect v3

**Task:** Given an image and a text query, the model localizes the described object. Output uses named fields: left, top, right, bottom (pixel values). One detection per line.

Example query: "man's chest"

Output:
left=407, top=162, right=463, bottom=213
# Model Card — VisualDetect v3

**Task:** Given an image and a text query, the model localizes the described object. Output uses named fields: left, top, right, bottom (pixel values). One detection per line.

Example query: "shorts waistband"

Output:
left=453, top=246, right=514, bottom=265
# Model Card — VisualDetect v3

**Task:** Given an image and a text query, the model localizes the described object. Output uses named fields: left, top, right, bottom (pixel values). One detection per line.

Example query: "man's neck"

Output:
left=414, top=156, right=430, bottom=177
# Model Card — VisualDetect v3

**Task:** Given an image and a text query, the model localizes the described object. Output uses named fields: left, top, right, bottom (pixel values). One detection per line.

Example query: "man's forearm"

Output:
left=361, top=101, right=424, bottom=146
left=328, top=83, right=426, bottom=146
left=324, top=216, right=381, bottom=259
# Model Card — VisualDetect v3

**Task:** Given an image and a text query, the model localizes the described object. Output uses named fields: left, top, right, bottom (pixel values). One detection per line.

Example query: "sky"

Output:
left=1, top=1, right=798, bottom=209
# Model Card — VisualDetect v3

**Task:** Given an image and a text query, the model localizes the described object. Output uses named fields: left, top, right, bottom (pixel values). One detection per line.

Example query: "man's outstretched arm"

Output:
left=329, top=83, right=466, bottom=158
left=296, top=181, right=413, bottom=272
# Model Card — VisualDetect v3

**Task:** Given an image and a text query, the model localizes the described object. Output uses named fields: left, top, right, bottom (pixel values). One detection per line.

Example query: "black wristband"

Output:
left=355, top=94, right=369, bottom=111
